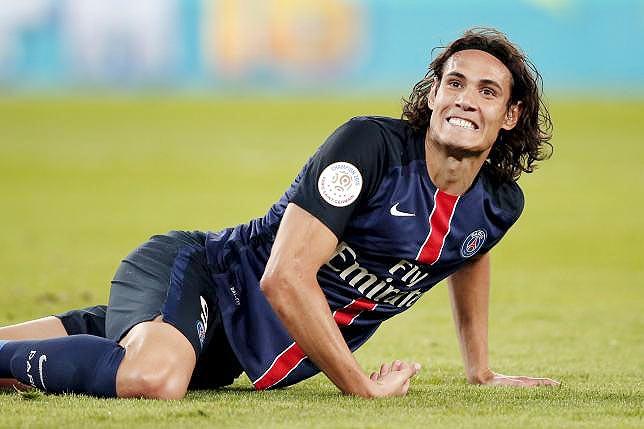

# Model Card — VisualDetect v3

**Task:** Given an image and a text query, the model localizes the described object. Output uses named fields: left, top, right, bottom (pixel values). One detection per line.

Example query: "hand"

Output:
left=367, top=360, right=422, bottom=398
left=477, top=370, right=560, bottom=387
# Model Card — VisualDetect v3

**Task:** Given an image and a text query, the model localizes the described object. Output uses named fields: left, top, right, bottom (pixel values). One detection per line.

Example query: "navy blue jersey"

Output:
left=205, top=116, right=524, bottom=389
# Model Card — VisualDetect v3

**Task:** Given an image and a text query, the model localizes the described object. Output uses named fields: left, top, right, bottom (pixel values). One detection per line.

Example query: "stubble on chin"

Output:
left=426, top=125, right=487, bottom=160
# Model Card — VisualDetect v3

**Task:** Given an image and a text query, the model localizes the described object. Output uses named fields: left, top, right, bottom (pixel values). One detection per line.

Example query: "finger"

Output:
left=370, top=372, right=378, bottom=381
left=399, top=363, right=419, bottom=381
left=400, top=362, right=421, bottom=377
left=401, top=378, right=411, bottom=395
left=518, top=377, right=539, bottom=387
left=500, top=376, right=561, bottom=387
left=380, top=362, right=391, bottom=377
left=492, top=374, right=526, bottom=386
left=394, top=360, right=411, bottom=373
left=535, top=377, right=560, bottom=386
left=392, top=360, right=403, bottom=372
left=525, top=377, right=560, bottom=387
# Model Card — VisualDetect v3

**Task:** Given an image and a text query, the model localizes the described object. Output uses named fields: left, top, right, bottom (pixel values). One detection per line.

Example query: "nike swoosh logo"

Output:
left=390, top=203, right=415, bottom=217
left=38, top=354, right=47, bottom=390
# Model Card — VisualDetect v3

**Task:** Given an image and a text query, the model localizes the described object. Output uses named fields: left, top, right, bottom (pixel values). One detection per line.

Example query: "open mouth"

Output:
left=446, top=116, right=479, bottom=130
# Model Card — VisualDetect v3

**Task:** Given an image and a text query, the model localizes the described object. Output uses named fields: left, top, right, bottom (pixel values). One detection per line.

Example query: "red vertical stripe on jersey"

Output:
left=253, top=298, right=377, bottom=390
left=417, top=190, right=459, bottom=265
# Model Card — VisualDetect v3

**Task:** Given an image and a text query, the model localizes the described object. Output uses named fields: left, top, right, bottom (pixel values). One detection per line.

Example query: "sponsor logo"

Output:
left=460, top=229, right=487, bottom=258
left=317, top=162, right=362, bottom=207
left=26, top=350, right=37, bottom=388
left=38, top=354, right=47, bottom=390
left=389, top=202, right=415, bottom=217
left=325, top=242, right=428, bottom=308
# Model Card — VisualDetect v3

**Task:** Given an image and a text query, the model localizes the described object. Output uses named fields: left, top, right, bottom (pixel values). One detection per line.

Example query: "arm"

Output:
left=447, top=252, right=559, bottom=386
left=260, top=203, right=420, bottom=398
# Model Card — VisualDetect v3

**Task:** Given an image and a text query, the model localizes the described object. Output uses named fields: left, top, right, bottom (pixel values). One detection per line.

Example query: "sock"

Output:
left=0, top=335, right=125, bottom=397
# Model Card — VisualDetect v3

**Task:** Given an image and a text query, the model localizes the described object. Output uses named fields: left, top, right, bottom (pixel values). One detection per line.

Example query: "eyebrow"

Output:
left=444, top=71, right=504, bottom=93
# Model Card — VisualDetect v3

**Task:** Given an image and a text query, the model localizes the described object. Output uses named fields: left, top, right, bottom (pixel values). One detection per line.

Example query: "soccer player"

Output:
left=0, top=28, right=559, bottom=399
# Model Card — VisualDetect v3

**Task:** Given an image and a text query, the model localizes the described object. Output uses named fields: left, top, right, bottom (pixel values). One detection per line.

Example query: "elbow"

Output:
left=260, top=267, right=298, bottom=302
left=259, top=271, right=279, bottom=299
left=260, top=257, right=318, bottom=307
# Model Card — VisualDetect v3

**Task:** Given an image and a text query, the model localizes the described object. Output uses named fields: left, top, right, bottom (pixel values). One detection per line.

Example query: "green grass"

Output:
left=0, top=97, right=642, bottom=428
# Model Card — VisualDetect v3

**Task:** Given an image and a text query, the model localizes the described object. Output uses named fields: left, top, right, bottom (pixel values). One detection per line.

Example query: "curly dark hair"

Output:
left=402, top=28, right=553, bottom=182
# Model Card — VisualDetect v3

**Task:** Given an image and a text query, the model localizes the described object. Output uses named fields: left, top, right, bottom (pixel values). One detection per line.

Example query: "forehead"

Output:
left=443, top=49, right=512, bottom=89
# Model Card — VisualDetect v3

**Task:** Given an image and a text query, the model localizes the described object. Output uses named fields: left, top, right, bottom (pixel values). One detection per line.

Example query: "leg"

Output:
left=0, top=334, right=125, bottom=396
left=0, top=316, right=67, bottom=389
left=0, top=306, right=107, bottom=390
left=0, top=316, right=195, bottom=399
left=0, top=231, right=239, bottom=399
left=0, top=316, right=67, bottom=340
left=0, top=304, right=107, bottom=341
left=106, top=231, right=239, bottom=397
left=115, top=317, right=196, bottom=399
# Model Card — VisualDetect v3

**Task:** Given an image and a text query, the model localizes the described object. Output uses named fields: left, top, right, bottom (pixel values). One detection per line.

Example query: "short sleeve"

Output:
left=290, top=117, right=386, bottom=239
left=479, top=178, right=525, bottom=254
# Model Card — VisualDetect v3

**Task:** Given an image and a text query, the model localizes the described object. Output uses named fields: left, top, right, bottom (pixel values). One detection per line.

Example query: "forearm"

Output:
left=449, top=303, right=492, bottom=383
left=447, top=254, right=560, bottom=388
left=260, top=204, right=420, bottom=397
left=447, top=253, right=493, bottom=384
left=261, top=274, right=374, bottom=397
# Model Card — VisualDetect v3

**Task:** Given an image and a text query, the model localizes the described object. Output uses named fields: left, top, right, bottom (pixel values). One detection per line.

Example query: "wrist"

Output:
left=357, top=375, right=379, bottom=399
left=467, top=368, right=495, bottom=384
left=337, top=372, right=377, bottom=398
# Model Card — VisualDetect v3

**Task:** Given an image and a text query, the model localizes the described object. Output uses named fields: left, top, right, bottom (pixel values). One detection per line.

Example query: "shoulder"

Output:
left=331, top=116, right=385, bottom=143
left=480, top=167, right=525, bottom=224
left=337, top=116, right=413, bottom=142
left=331, top=116, right=419, bottom=160
left=343, top=116, right=412, bottom=137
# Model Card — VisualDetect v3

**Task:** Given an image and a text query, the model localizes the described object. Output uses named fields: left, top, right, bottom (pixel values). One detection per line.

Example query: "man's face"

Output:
left=427, top=49, right=521, bottom=154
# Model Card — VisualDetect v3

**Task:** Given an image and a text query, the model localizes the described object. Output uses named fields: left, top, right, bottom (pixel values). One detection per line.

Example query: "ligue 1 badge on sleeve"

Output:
left=461, top=229, right=487, bottom=258
left=317, top=162, right=363, bottom=207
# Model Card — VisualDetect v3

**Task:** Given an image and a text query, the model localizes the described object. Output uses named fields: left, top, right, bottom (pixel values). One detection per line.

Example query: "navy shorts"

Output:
left=57, top=230, right=242, bottom=389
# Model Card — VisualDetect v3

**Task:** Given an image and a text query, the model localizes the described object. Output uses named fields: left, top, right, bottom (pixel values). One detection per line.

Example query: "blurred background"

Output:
left=1, top=0, right=643, bottom=95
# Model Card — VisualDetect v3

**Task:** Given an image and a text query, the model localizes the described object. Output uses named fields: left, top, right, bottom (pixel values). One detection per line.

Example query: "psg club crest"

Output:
left=460, top=229, right=487, bottom=258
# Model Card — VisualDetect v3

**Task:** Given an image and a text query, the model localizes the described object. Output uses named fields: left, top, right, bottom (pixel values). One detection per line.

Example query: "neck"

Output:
left=424, top=129, right=491, bottom=196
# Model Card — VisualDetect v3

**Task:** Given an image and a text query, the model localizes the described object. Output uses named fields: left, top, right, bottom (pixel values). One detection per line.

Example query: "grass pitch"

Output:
left=0, top=97, right=642, bottom=428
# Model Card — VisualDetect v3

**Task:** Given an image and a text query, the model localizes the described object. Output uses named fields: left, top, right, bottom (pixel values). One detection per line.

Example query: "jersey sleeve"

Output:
left=479, top=179, right=525, bottom=253
left=290, top=117, right=386, bottom=239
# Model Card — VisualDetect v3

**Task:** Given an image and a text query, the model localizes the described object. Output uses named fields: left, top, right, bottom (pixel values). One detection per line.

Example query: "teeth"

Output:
left=448, top=117, right=476, bottom=129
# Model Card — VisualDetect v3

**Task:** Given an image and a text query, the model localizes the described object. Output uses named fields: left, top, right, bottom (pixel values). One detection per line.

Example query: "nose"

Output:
left=454, top=88, right=477, bottom=112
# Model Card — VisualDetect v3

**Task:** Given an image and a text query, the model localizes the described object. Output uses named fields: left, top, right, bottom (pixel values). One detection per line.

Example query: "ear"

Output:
left=427, top=78, right=438, bottom=110
left=501, top=101, right=522, bottom=130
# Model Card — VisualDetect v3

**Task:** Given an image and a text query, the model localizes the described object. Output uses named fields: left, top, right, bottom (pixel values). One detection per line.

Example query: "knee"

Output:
left=115, top=320, right=196, bottom=400
left=116, top=352, right=192, bottom=400
left=136, top=371, right=188, bottom=400
left=117, top=357, right=191, bottom=400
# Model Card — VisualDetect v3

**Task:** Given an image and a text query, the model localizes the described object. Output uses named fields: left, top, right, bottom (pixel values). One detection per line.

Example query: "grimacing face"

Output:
left=427, top=49, right=522, bottom=154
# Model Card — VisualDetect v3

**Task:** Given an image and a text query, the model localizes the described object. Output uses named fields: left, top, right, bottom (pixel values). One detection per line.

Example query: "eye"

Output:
left=481, top=87, right=497, bottom=97
left=447, top=79, right=462, bottom=89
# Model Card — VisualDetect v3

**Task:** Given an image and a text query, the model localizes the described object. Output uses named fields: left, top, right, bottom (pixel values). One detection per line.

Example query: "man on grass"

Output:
left=0, top=28, right=559, bottom=399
